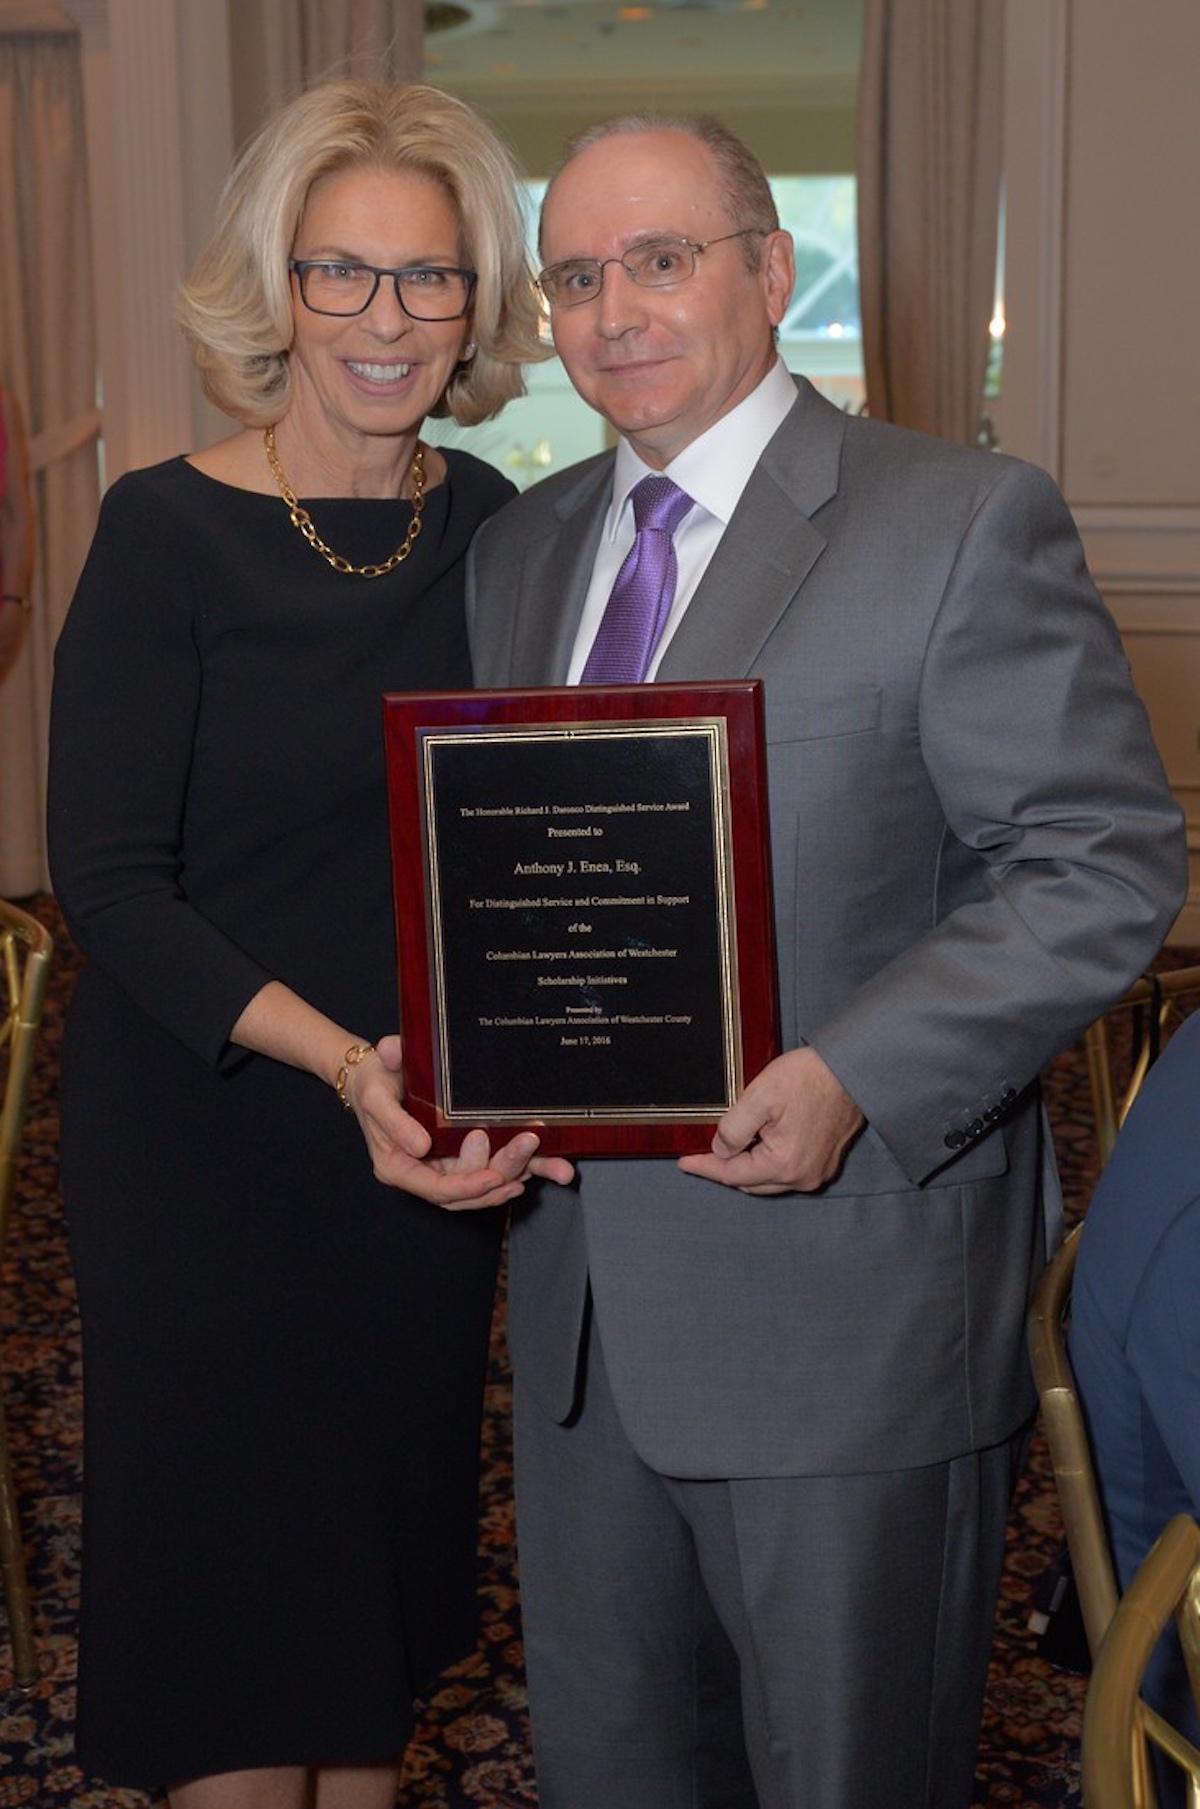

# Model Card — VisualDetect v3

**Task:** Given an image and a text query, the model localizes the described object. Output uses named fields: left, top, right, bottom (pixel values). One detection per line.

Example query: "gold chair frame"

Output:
left=1082, top=1513, right=1200, bottom=1809
left=1027, top=1222, right=1120, bottom=1662
left=1086, top=965, right=1200, bottom=1167
left=1028, top=965, right=1200, bottom=1667
left=0, top=899, right=53, bottom=1690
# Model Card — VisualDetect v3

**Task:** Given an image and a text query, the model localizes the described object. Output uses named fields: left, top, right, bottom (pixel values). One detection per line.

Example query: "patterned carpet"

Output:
left=1, top=897, right=1188, bottom=1806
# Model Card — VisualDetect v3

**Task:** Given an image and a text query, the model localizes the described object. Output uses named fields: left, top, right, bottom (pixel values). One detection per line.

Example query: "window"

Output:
left=772, top=175, right=863, bottom=413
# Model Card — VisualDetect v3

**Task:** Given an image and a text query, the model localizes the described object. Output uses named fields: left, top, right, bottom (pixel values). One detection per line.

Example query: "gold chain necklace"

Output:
left=263, top=424, right=426, bottom=578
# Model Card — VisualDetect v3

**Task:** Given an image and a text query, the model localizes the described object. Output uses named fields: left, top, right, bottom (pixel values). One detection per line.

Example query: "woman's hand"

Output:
left=346, top=1035, right=576, bottom=1209
left=229, top=982, right=575, bottom=1209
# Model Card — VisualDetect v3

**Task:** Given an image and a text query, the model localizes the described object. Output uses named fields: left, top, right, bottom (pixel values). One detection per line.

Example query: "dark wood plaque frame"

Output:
left=382, top=682, right=778, bottom=1156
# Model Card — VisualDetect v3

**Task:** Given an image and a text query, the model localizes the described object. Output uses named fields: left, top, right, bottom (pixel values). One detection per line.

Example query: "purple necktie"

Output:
left=581, top=475, right=694, bottom=683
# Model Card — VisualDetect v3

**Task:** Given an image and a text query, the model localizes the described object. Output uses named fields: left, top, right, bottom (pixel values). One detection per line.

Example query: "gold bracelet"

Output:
left=0, top=594, right=30, bottom=613
left=334, top=1041, right=375, bottom=1110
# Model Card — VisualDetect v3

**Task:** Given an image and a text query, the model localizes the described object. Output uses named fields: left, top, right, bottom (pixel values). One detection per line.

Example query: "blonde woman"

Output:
left=49, top=80, right=568, bottom=1809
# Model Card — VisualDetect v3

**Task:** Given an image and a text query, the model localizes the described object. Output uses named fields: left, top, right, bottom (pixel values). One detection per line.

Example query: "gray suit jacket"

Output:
left=467, top=377, right=1187, bottom=1479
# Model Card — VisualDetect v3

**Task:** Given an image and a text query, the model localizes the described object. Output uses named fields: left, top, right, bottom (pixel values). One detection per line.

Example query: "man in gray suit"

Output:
left=464, top=114, right=1188, bottom=1808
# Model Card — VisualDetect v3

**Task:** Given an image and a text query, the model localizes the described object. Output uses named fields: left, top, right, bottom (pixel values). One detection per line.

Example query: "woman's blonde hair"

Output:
left=176, top=80, right=544, bottom=427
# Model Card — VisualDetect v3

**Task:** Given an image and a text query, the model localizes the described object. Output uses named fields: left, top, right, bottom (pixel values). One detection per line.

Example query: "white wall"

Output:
left=1001, top=0, right=1200, bottom=942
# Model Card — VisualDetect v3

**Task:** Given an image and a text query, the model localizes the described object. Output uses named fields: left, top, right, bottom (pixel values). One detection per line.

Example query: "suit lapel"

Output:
left=509, top=457, right=613, bottom=685
left=657, top=378, right=845, bottom=681
left=508, top=378, right=847, bottom=686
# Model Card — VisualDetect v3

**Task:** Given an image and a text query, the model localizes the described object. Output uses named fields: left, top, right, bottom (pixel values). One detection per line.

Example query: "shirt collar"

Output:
left=608, top=357, right=798, bottom=535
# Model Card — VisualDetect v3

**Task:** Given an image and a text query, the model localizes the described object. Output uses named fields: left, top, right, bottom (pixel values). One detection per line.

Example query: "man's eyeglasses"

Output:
left=536, top=229, right=760, bottom=310
left=289, top=259, right=477, bottom=320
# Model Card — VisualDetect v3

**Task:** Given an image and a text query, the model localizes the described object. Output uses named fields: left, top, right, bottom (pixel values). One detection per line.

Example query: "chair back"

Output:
left=1082, top=1514, right=1200, bottom=1809
left=1086, top=965, right=1200, bottom=1165
left=1028, top=966, right=1200, bottom=1665
left=1, top=901, right=53, bottom=1231
left=0, top=897, right=53, bottom=1690
left=1027, top=1222, right=1120, bottom=1660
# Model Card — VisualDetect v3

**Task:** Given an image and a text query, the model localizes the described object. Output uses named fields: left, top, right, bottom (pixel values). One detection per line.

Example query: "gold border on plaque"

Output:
left=418, top=716, right=741, bottom=1127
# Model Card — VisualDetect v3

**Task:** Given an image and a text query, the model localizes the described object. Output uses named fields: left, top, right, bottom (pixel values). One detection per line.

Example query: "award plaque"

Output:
left=382, top=682, right=778, bottom=1156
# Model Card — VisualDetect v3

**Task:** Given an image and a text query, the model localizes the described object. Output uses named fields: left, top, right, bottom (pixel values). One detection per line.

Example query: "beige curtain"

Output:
left=857, top=0, right=1004, bottom=444
left=0, top=29, right=99, bottom=896
left=250, top=0, right=422, bottom=112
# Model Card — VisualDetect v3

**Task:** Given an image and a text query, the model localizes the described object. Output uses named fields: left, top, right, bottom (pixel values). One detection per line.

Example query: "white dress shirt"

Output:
left=566, top=358, right=799, bottom=683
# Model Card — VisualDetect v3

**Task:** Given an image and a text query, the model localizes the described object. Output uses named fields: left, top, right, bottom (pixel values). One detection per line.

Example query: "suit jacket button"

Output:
left=1001, top=1085, right=1017, bottom=1105
left=967, top=1118, right=984, bottom=1139
left=944, top=1128, right=967, bottom=1150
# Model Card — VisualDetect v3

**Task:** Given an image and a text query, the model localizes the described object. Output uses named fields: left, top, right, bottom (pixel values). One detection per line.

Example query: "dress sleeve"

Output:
left=48, top=470, right=275, bottom=1068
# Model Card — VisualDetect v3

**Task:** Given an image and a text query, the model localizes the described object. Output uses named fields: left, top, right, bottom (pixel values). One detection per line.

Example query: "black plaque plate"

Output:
left=383, top=683, right=778, bottom=1155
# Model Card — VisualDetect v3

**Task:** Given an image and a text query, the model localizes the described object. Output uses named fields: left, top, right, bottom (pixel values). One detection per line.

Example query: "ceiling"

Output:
left=0, top=0, right=863, bottom=176
left=422, top=0, right=864, bottom=111
left=0, top=0, right=862, bottom=101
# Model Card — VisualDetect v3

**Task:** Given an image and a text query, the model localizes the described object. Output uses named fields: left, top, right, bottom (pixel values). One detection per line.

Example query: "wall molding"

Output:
left=1076, top=508, right=1200, bottom=593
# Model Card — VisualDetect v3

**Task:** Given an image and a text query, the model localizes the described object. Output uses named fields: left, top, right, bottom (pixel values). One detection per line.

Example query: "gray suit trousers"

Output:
left=513, top=1314, right=1021, bottom=1809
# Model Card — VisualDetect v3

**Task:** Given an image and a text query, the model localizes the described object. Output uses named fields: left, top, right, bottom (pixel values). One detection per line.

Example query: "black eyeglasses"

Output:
left=537, top=229, right=761, bottom=309
left=289, top=258, right=477, bottom=320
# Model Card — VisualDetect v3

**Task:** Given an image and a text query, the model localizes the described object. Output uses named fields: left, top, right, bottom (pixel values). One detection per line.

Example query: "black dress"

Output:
left=47, top=450, right=515, bottom=1789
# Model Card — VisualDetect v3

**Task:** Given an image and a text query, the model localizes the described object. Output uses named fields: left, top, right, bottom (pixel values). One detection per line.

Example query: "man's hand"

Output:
left=678, top=1046, right=864, bottom=1195
left=351, top=1034, right=575, bottom=1210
